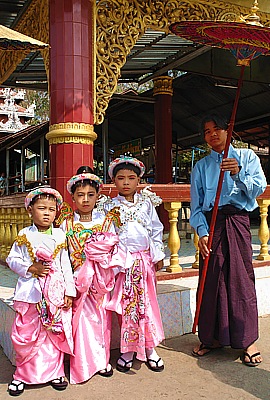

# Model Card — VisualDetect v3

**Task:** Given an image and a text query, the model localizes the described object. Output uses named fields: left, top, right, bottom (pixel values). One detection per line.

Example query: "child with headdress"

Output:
left=58, top=166, right=122, bottom=384
left=105, top=156, right=165, bottom=373
left=6, top=186, right=76, bottom=396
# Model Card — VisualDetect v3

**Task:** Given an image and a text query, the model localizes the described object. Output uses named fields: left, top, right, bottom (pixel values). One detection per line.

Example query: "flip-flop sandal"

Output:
left=8, top=380, right=25, bottom=396
left=192, top=343, right=215, bottom=357
left=146, top=357, right=164, bottom=372
left=50, top=377, right=68, bottom=391
left=242, top=351, right=261, bottom=367
left=116, top=356, right=134, bottom=373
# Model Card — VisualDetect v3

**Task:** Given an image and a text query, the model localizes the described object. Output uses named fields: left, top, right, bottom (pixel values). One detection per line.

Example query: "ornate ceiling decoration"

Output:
left=95, top=0, right=270, bottom=124
left=1, top=0, right=270, bottom=128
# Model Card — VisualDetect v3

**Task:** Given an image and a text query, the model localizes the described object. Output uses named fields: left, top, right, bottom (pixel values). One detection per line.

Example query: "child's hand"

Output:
left=28, top=261, right=50, bottom=278
left=63, top=295, right=73, bottom=309
left=155, top=260, right=163, bottom=271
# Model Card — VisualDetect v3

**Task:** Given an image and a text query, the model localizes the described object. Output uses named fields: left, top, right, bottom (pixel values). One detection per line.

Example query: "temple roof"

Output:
left=1, top=1, right=270, bottom=150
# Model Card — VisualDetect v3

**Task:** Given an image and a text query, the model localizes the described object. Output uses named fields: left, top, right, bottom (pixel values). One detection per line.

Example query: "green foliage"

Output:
left=21, top=90, right=49, bottom=125
left=232, top=139, right=248, bottom=148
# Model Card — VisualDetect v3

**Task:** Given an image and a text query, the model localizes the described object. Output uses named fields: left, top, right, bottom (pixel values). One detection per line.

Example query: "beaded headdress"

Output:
left=108, top=155, right=145, bottom=179
left=25, top=187, right=63, bottom=209
left=67, top=173, right=103, bottom=194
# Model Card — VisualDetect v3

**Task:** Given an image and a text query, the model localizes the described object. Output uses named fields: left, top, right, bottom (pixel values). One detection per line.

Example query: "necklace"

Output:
left=119, top=197, right=139, bottom=207
left=78, top=212, right=92, bottom=221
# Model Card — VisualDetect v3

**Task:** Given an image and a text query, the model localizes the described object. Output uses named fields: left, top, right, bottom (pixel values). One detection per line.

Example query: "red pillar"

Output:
left=46, top=0, right=96, bottom=201
left=153, top=76, right=173, bottom=231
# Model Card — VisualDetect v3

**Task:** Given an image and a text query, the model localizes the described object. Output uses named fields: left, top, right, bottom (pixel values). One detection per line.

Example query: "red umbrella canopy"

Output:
left=170, top=20, right=270, bottom=66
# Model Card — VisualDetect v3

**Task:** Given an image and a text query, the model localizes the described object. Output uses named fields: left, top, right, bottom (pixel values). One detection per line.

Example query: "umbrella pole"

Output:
left=192, top=65, right=246, bottom=334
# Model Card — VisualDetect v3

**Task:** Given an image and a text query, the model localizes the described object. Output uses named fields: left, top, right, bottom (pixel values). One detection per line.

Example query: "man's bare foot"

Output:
left=243, top=342, right=262, bottom=366
left=192, top=340, right=222, bottom=357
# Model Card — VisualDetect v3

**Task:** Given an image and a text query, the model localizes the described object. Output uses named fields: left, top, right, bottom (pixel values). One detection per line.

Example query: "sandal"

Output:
left=146, top=357, right=164, bottom=372
left=116, top=356, right=134, bottom=373
left=242, top=351, right=262, bottom=367
left=50, top=377, right=68, bottom=391
left=192, top=343, right=222, bottom=357
left=98, top=364, right=113, bottom=377
left=8, top=380, right=25, bottom=396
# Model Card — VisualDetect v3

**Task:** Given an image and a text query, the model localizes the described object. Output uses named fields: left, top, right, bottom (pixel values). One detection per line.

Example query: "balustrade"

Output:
left=0, top=185, right=269, bottom=269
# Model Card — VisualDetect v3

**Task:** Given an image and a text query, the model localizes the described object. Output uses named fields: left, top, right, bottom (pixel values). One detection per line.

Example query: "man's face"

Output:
left=204, top=120, right=228, bottom=153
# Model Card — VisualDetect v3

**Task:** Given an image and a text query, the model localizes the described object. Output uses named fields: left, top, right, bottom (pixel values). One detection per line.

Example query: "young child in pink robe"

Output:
left=105, top=156, right=165, bottom=373
left=6, top=186, right=76, bottom=396
left=58, top=166, right=122, bottom=384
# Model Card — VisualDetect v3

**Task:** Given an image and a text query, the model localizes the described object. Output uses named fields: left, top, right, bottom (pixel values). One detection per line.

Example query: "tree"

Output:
left=21, top=90, right=49, bottom=125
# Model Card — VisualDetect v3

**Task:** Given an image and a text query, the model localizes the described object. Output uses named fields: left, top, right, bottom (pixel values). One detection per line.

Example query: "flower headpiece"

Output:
left=25, top=186, right=63, bottom=209
left=108, top=155, right=145, bottom=179
left=67, top=173, right=103, bottom=194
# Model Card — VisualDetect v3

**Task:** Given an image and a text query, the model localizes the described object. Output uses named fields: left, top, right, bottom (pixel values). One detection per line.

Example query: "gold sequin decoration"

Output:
left=15, top=234, right=66, bottom=262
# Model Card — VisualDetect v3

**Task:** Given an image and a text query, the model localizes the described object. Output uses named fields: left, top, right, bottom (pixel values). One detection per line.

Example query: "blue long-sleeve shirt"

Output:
left=190, top=145, right=267, bottom=238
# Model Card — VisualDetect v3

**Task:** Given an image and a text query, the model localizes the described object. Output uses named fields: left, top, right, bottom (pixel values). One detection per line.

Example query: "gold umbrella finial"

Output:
left=237, top=0, right=262, bottom=27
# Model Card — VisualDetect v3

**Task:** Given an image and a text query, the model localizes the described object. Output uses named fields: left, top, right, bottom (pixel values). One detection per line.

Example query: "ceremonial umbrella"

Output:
left=0, top=24, right=48, bottom=51
left=169, top=1, right=270, bottom=334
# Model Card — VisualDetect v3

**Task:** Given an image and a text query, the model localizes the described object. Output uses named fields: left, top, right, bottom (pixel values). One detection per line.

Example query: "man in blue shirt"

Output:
left=190, top=114, right=266, bottom=366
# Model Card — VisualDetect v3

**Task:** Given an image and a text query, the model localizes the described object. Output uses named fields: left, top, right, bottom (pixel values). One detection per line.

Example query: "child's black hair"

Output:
left=76, top=166, right=93, bottom=174
left=112, top=163, right=140, bottom=178
left=71, top=165, right=99, bottom=194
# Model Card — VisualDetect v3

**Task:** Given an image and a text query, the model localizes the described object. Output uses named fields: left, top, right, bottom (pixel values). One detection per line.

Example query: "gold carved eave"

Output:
left=0, top=0, right=49, bottom=85
left=46, top=122, right=97, bottom=145
left=95, top=0, right=270, bottom=125
left=153, top=76, right=173, bottom=96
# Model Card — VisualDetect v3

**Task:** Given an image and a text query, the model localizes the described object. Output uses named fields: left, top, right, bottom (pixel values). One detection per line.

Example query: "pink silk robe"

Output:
left=70, top=232, right=123, bottom=384
left=12, top=301, right=73, bottom=384
left=7, top=230, right=75, bottom=385
left=106, top=250, right=165, bottom=362
left=104, top=191, right=165, bottom=362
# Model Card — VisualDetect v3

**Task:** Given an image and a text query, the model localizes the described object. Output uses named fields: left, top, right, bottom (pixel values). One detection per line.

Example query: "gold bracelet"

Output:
left=32, top=273, right=39, bottom=278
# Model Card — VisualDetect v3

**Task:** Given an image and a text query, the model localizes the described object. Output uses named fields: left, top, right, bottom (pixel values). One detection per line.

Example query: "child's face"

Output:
left=28, top=198, right=57, bottom=231
left=113, top=169, right=140, bottom=199
left=72, top=184, right=98, bottom=215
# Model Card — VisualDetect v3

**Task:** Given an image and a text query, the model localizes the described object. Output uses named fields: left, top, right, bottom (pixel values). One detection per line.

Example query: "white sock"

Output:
left=118, top=351, right=134, bottom=367
left=146, top=348, right=164, bottom=366
left=100, top=363, right=112, bottom=373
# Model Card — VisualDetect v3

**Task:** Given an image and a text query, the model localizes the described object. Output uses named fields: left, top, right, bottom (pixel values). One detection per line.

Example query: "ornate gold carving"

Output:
left=153, top=76, right=173, bottom=96
left=1, top=0, right=270, bottom=123
left=0, top=0, right=49, bottom=85
left=16, top=233, right=67, bottom=263
left=46, top=122, right=97, bottom=145
left=95, top=0, right=270, bottom=124
left=0, top=50, right=29, bottom=85
left=237, top=0, right=262, bottom=26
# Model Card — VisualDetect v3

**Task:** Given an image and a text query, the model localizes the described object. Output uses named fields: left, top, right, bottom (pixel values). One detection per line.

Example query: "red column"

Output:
left=153, top=76, right=173, bottom=184
left=46, top=0, right=96, bottom=201
left=153, top=76, right=173, bottom=231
